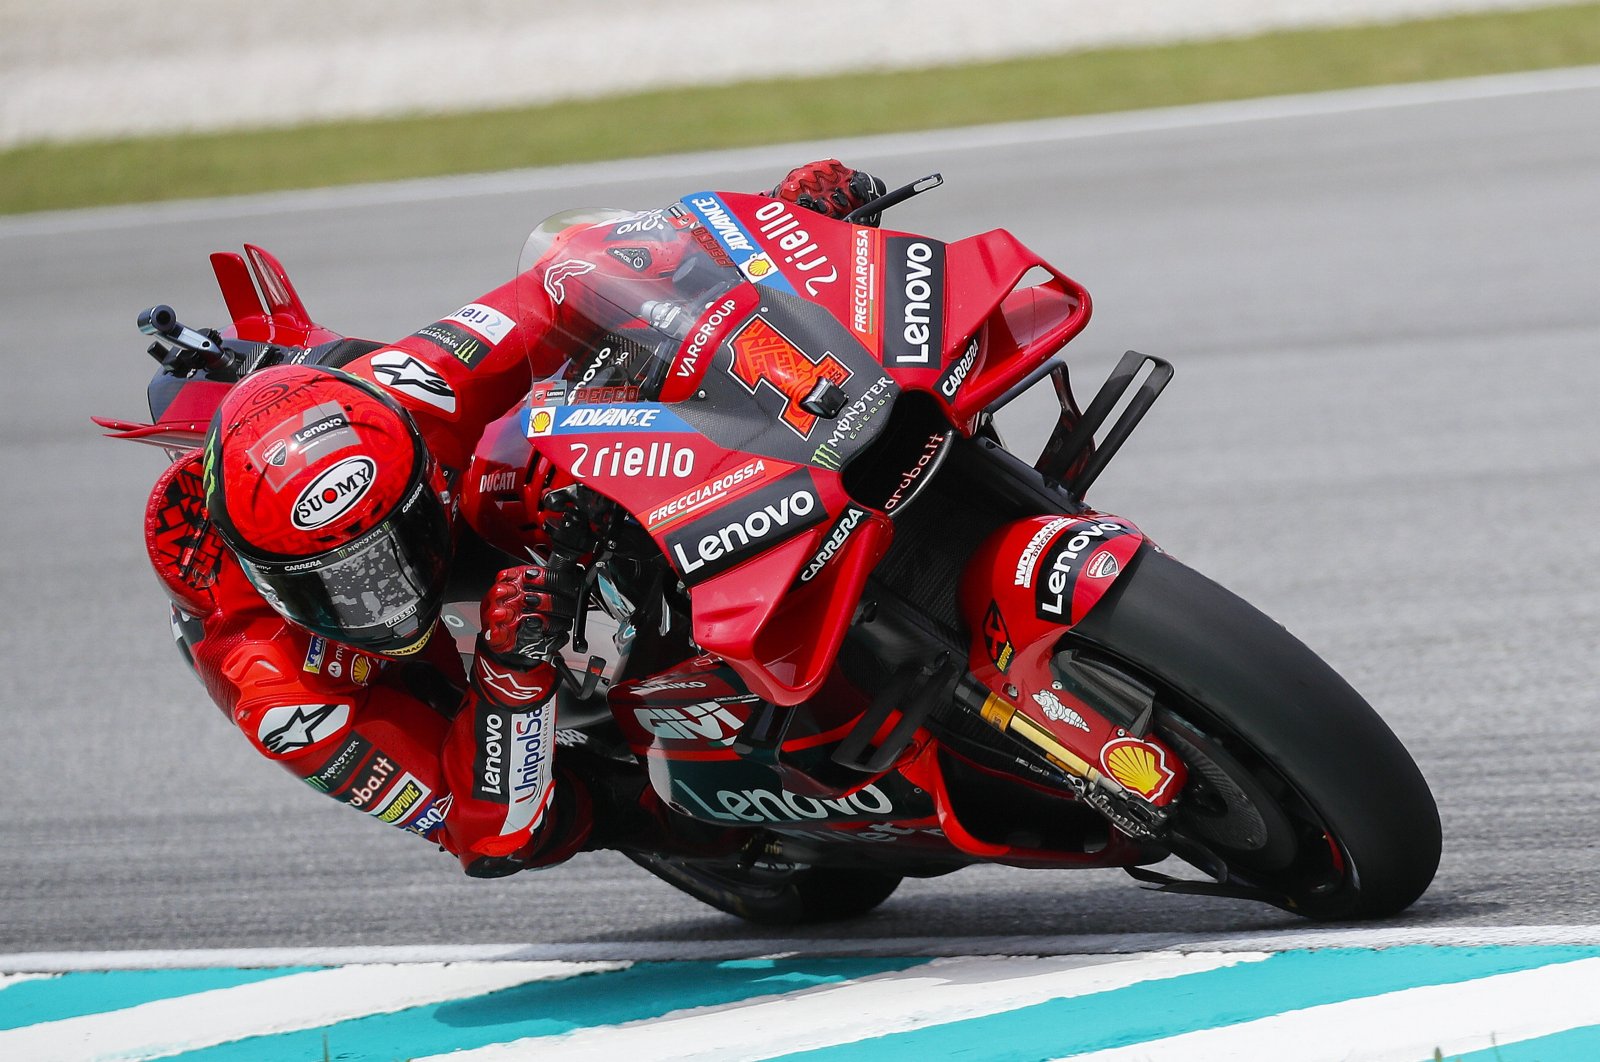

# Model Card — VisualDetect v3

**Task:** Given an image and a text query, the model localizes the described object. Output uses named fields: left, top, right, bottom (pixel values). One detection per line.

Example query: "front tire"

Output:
left=1069, top=549, right=1441, bottom=919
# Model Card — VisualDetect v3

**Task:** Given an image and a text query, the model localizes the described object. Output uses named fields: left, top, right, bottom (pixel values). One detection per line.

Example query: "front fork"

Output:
left=955, top=513, right=1186, bottom=838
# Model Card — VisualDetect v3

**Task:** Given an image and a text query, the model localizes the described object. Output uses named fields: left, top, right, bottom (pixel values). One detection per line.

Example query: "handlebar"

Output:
left=138, top=304, right=241, bottom=376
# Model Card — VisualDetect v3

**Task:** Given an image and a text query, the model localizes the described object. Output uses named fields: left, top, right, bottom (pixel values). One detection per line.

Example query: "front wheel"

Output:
left=1068, top=549, right=1441, bottom=920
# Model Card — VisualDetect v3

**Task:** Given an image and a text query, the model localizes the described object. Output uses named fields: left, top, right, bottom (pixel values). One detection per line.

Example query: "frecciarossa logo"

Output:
left=662, top=468, right=827, bottom=584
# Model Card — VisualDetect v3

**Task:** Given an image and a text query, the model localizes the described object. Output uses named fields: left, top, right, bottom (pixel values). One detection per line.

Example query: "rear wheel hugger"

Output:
left=1068, top=548, right=1441, bottom=919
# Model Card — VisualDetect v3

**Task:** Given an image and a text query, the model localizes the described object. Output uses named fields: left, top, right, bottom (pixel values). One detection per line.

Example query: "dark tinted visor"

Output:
left=241, top=481, right=451, bottom=655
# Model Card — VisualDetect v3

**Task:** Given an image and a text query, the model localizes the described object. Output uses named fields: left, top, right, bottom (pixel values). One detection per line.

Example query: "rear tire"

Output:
left=626, top=852, right=903, bottom=926
left=1069, top=549, right=1441, bottom=919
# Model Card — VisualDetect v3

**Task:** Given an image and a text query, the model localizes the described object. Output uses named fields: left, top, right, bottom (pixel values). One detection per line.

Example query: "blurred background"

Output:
left=1, top=0, right=1597, bottom=955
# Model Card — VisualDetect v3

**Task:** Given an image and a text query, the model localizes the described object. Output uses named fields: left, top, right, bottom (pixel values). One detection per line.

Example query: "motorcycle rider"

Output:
left=147, top=161, right=886, bottom=877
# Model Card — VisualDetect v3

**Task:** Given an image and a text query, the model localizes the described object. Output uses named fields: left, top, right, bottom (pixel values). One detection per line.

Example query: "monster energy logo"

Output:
left=813, top=442, right=845, bottom=471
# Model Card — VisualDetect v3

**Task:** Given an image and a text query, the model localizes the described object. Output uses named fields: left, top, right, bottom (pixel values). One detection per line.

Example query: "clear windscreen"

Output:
left=515, top=205, right=742, bottom=402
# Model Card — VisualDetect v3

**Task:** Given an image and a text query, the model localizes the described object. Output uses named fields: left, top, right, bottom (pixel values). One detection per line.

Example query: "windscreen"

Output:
left=515, top=205, right=742, bottom=402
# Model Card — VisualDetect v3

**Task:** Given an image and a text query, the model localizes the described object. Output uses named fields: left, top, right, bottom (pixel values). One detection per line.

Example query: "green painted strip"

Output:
left=771, top=947, right=1600, bottom=1062
left=0, top=967, right=320, bottom=1032
left=4, top=3, right=1600, bottom=213
left=166, top=957, right=926, bottom=1062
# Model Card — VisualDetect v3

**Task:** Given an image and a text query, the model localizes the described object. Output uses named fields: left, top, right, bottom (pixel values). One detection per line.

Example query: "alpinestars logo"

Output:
left=257, top=702, right=351, bottom=755
left=369, top=351, right=457, bottom=413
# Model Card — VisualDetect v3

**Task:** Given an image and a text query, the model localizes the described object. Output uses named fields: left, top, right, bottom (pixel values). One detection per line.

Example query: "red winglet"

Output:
left=244, top=244, right=313, bottom=328
left=210, top=252, right=266, bottom=324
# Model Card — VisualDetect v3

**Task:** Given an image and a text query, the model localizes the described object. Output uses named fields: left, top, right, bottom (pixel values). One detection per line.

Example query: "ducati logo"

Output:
left=1085, top=550, right=1120, bottom=579
left=727, top=315, right=851, bottom=439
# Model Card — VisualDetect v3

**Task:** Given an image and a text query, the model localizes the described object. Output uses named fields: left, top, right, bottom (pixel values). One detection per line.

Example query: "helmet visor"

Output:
left=240, top=480, right=451, bottom=655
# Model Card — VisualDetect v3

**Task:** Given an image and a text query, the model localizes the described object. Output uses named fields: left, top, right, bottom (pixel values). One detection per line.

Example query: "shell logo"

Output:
left=529, top=409, right=554, bottom=437
left=1101, top=737, right=1176, bottom=800
left=746, top=256, right=772, bottom=277
left=351, top=656, right=374, bottom=685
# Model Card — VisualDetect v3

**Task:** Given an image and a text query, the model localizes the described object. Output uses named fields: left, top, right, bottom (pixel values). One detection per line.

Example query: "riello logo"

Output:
left=292, top=457, right=376, bottom=530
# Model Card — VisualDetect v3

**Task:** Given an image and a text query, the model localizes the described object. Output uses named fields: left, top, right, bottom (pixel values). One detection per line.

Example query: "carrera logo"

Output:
left=291, top=457, right=376, bottom=530
left=634, top=701, right=746, bottom=745
left=938, top=336, right=980, bottom=399
left=663, top=469, right=826, bottom=584
left=728, top=315, right=852, bottom=439
left=882, top=237, right=945, bottom=368
left=677, top=297, right=740, bottom=378
left=800, top=506, right=866, bottom=583
left=752, top=199, right=839, bottom=295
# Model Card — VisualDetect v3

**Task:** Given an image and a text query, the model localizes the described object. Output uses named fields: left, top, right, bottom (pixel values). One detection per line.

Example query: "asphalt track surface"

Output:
left=2, top=68, right=1596, bottom=955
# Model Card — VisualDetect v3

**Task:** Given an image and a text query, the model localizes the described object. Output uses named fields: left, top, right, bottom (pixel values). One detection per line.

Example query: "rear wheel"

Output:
left=626, top=852, right=903, bottom=926
left=1068, top=549, right=1441, bottom=919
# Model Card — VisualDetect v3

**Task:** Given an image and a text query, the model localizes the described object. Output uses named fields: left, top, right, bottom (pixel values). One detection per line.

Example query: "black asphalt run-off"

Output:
left=3, top=71, right=1596, bottom=952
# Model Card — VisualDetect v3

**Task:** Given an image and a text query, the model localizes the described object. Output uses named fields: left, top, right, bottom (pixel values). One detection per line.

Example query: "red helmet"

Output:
left=203, top=365, right=451, bottom=657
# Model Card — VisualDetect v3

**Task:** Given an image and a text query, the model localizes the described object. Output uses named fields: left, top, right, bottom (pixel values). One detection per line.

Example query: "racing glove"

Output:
left=768, top=159, right=888, bottom=226
left=446, top=563, right=584, bottom=876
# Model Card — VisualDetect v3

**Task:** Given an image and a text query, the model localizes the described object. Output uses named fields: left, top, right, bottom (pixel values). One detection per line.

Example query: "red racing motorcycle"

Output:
left=105, top=176, right=1440, bottom=924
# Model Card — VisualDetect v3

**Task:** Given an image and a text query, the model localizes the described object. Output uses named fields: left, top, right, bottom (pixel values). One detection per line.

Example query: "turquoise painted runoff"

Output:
left=1436, top=1022, right=1600, bottom=1061
left=769, top=946, right=1600, bottom=1062
left=0, top=967, right=317, bottom=1032
left=164, top=957, right=927, bottom=1062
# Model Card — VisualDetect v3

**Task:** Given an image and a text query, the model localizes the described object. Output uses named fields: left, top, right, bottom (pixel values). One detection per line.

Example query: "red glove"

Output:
left=472, top=564, right=582, bottom=708
left=769, top=159, right=888, bottom=225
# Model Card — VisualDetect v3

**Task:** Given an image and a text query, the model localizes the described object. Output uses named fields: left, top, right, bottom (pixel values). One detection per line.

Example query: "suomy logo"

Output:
left=291, top=457, right=376, bottom=530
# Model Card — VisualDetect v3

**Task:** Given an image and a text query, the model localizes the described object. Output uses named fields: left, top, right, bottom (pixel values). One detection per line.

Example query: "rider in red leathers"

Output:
left=145, top=161, right=884, bottom=877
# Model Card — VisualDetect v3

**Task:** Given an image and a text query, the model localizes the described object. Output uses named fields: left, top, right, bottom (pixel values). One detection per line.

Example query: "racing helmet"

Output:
left=203, top=365, right=451, bottom=657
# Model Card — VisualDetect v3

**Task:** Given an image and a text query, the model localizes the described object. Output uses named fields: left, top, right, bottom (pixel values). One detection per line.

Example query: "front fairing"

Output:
left=500, top=197, right=919, bottom=703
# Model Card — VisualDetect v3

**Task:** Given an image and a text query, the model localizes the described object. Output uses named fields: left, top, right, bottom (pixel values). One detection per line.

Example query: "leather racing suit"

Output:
left=144, top=161, right=882, bottom=877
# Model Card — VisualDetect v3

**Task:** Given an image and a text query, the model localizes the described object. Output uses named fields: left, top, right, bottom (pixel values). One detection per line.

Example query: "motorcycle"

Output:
left=99, top=174, right=1440, bottom=924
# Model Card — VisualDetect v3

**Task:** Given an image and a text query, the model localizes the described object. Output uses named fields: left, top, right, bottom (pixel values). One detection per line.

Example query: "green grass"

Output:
left=5, top=2, right=1600, bottom=214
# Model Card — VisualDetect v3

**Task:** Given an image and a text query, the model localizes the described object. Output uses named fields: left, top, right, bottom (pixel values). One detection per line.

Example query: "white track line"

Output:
left=1057, top=954, right=1600, bottom=1062
left=0, top=960, right=623, bottom=1062
left=6, top=925, right=1600, bottom=972
left=3, top=63, right=1598, bottom=240
left=420, top=952, right=1265, bottom=1062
